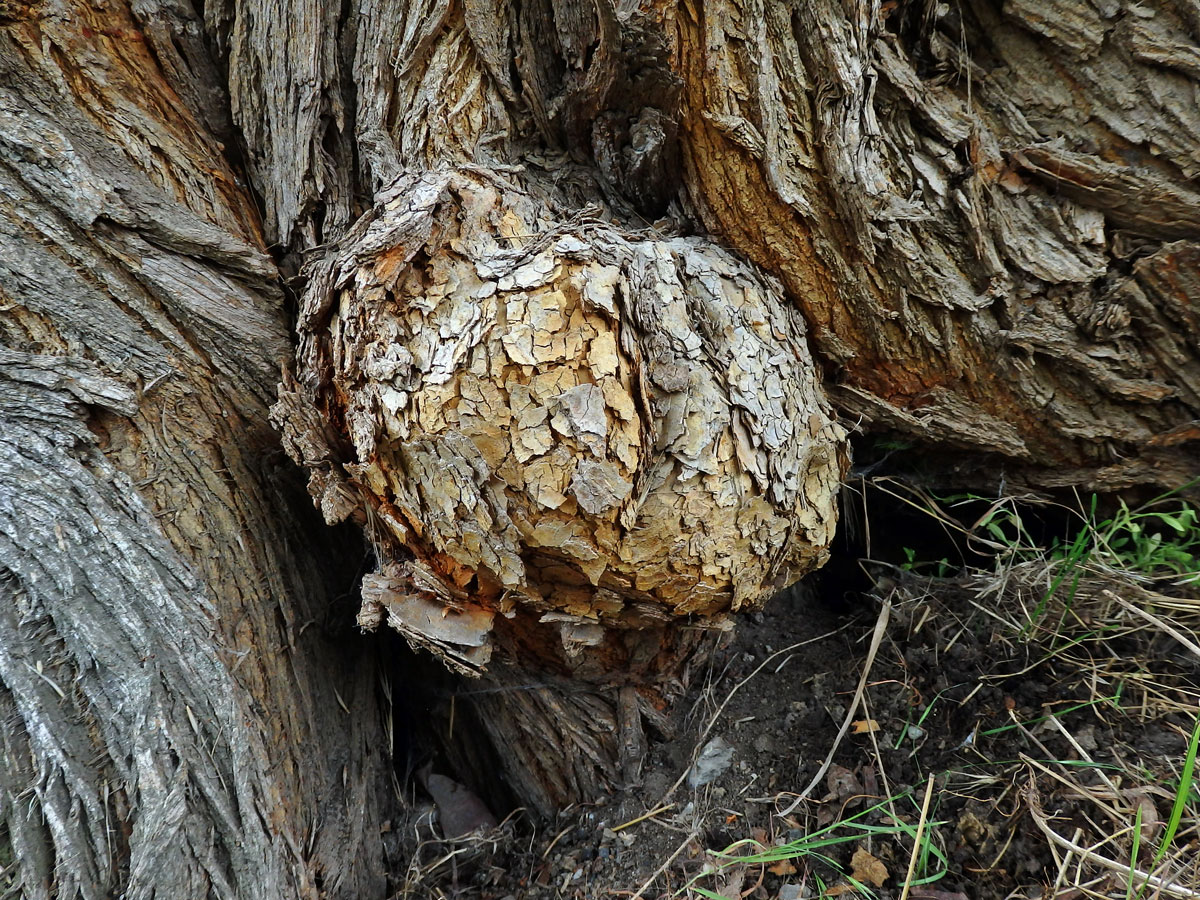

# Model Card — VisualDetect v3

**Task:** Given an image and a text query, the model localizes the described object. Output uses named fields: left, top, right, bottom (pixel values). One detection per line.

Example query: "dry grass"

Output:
left=891, top=485, right=1198, bottom=899
left=674, top=481, right=1200, bottom=899
left=970, top=559, right=1200, bottom=900
left=391, top=813, right=521, bottom=899
left=389, top=480, right=1199, bottom=900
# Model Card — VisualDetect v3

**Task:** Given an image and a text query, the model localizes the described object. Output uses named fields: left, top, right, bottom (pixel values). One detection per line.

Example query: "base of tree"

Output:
left=385, top=620, right=723, bottom=818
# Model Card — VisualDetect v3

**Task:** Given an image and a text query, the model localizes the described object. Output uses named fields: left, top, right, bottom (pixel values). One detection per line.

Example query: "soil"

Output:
left=388, top=565, right=1199, bottom=900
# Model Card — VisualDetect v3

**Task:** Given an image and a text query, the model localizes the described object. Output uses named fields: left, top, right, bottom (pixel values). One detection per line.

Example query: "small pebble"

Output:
left=687, top=736, right=735, bottom=788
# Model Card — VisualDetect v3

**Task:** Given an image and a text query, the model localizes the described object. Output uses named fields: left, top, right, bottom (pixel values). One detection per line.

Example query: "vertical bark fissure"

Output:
left=2, top=2, right=396, bottom=897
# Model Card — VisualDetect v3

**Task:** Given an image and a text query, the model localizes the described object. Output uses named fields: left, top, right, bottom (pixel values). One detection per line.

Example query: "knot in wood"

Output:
left=283, top=169, right=848, bottom=671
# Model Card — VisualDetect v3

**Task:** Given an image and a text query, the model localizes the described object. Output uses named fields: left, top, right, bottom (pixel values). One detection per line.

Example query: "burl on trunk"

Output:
left=272, top=167, right=847, bottom=811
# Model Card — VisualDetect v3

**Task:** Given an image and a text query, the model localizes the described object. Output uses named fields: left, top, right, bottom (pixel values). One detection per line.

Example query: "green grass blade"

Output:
left=1127, top=804, right=1143, bottom=900
left=1152, top=714, right=1200, bottom=870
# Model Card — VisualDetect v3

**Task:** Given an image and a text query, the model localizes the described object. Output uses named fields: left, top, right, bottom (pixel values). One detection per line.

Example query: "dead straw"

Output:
left=898, top=772, right=936, bottom=900
left=1023, top=766, right=1200, bottom=900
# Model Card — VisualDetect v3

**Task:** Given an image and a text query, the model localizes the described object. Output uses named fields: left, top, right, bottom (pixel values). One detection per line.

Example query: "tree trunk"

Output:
left=3, top=0, right=1199, bottom=894
left=0, top=5, right=394, bottom=898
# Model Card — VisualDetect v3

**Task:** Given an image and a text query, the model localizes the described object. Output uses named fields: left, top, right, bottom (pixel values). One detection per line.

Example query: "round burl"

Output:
left=278, top=169, right=847, bottom=670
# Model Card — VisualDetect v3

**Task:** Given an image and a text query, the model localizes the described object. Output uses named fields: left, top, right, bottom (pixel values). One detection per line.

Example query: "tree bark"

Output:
left=3, top=0, right=1200, bottom=894
left=268, top=0, right=1200, bottom=812
left=674, top=0, right=1200, bottom=490
left=0, top=4, right=393, bottom=898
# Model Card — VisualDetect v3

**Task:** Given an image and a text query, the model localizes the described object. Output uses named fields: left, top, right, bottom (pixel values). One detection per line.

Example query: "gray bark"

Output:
left=3, top=0, right=1200, bottom=894
left=1, top=4, right=391, bottom=898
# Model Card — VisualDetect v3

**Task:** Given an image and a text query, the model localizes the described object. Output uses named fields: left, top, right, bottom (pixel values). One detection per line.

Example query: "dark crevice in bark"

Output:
left=380, top=629, right=523, bottom=824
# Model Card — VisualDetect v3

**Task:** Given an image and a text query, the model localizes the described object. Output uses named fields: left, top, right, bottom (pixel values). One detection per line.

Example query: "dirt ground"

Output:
left=389, top=540, right=1200, bottom=900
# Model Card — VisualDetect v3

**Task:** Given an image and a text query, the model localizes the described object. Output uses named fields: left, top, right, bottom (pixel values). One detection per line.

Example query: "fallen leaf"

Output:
left=716, top=866, right=746, bottom=899
left=1129, top=790, right=1161, bottom=848
left=825, top=764, right=864, bottom=802
left=861, top=764, right=879, bottom=797
left=851, top=719, right=880, bottom=734
left=688, top=735, right=735, bottom=788
left=824, top=884, right=858, bottom=897
left=816, top=803, right=835, bottom=828
left=767, top=859, right=797, bottom=876
left=850, top=847, right=888, bottom=887
left=956, top=811, right=992, bottom=844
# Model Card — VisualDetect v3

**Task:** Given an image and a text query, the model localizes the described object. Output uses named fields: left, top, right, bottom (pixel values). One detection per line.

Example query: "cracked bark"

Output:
left=0, top=4, right=390, bottom=898
left=3, top=0, right=1200, bottom=894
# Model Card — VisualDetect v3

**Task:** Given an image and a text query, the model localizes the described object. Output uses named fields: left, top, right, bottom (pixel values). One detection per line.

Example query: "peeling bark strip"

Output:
left=276, top=168, right=847, bottom=668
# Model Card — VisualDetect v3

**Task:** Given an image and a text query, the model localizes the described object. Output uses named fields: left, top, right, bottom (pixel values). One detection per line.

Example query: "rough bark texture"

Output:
left=3, top=0, right=1200, bottom=893
left=276, top=165, right=845, bottom=643
left=265, top=0, right=1200, bottom=809
left=236, top=0, right=1200, bottom=496
left=1, top=4, right=393, bottom=898
left=676, top=0, right=1200, bottom=489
